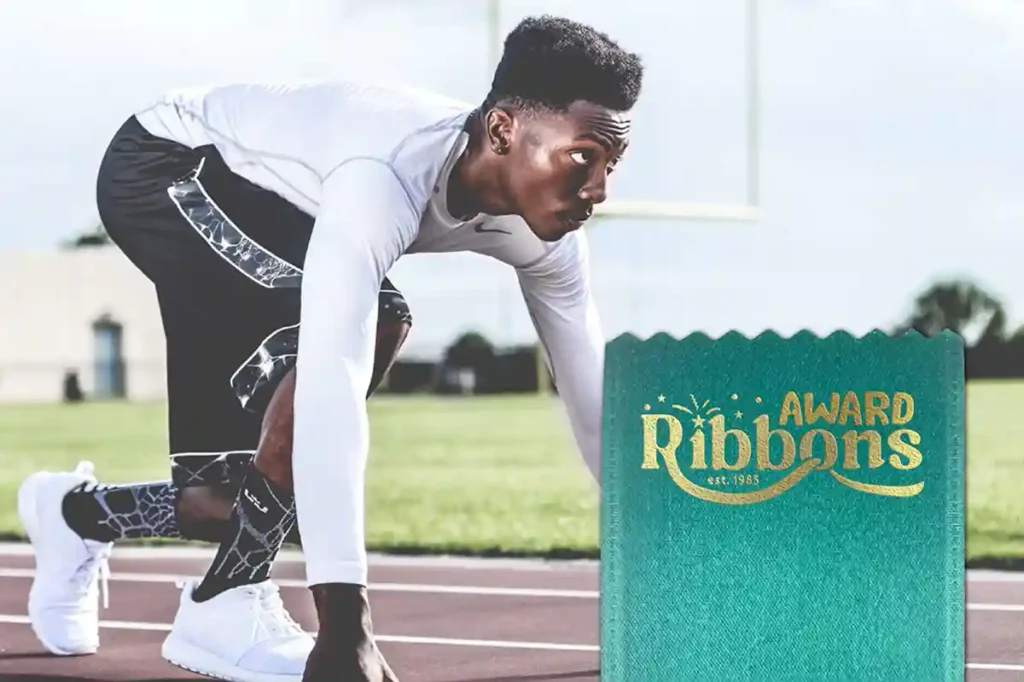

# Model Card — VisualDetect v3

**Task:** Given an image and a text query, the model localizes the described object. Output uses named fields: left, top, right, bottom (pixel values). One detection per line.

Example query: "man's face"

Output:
left=492, top=100, right=631, bottom=242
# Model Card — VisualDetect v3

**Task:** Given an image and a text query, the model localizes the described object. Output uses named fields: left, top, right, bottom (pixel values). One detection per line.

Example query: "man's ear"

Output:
left=484, top=107, right=514, bottom=155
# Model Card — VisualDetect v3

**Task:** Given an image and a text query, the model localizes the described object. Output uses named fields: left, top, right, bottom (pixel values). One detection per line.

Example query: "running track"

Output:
left=0, top=544, right=1020, bottom=681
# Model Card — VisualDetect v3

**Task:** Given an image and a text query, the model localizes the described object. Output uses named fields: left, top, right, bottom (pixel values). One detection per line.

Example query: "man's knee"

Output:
left=249, top=284, right=412, bottom=491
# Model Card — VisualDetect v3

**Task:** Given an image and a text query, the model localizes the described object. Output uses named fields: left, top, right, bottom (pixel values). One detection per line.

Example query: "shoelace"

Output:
left=69, top=462, right=111, bottom=609
left=71, top=546, right=111, bottom=609
left=98, top=558, right=110, bottom=610
left=257, top=585, right=306, bottom=636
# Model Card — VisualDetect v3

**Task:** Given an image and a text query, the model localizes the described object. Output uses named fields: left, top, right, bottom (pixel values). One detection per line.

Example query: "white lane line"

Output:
left=3, top=568, right=1024, bottom=610
left=4, top=544, right=1023, bottom=584
left=0, top=614, right=598, bottom=652
left=968, top=570, right=1024, bottom=584
left=968, top=603, right=1024, bottom=613
left=0, top=543, right=598, bottom=571
left=0, top=614, right=1020, bottom=670
left=967, top=663, right=1024, bottom=672
left=0, top=567, right=598, bottom=598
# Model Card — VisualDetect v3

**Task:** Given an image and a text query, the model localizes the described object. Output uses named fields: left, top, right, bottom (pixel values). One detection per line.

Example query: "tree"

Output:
left=61, top=224, right=111, bottom=249
left=443, top=331, right=496, bottom=370
left=895, top=279, right=1006, bottom=344
left=435, top=331, right=497, bottom=395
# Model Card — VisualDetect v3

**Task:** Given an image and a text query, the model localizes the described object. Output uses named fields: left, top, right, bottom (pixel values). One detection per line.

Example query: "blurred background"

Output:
left=0, top=0, right=1021, bottom=565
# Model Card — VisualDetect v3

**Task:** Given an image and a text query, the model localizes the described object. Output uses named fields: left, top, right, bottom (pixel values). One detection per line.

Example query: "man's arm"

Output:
left=516, top=231, right=603, bottom=485
left=291, top=159, right=418, bottom=588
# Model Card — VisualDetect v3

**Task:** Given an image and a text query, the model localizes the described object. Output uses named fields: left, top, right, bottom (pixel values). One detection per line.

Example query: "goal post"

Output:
left=495, top=0, right=765, bottom=393
left=486, top=0, right=762, bottom=226
left=478, top=0, right=764, bottom=393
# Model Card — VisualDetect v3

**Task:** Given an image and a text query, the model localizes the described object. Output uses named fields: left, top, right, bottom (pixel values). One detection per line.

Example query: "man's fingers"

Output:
left=376, top=642, right=399, bottom=682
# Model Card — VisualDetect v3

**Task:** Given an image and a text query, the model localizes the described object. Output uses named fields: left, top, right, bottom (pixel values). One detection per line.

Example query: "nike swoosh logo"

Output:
left=474, top=223, right=511, bottom=235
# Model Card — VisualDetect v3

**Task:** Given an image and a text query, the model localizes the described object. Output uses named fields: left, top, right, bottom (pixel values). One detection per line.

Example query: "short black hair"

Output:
left=485, top=15, right=644, bottom=113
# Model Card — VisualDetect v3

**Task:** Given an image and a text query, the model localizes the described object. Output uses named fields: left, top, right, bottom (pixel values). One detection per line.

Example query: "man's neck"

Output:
left=446, top=109, right=514, bottom=220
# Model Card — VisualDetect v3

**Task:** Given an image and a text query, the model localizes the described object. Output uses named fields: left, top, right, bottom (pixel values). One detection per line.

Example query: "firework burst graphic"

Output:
left=670, top=394, right=720, bottom=429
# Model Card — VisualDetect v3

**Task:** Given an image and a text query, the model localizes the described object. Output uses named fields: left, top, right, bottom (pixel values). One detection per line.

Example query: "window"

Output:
left=92, top=315, right=125, bottom=399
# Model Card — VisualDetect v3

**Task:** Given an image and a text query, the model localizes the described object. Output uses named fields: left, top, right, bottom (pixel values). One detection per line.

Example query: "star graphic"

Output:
left=692, top=415, right=706, bottom=429
left=735, top=411, right=743, bottom=419
left=657, top=395, right=666, bottom=403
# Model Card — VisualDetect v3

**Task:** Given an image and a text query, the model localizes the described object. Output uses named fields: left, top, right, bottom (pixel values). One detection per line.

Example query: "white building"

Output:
left=0, top=243, right=540, bottom=404
left=0, top=247, right=167, bottom=403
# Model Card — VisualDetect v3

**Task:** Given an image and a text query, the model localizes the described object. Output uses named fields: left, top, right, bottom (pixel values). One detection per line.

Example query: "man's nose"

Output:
left=579, top=169, right=608, bottom=205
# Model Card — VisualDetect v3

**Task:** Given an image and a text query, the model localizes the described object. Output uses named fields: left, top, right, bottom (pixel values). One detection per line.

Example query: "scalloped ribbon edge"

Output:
left=607, top=328, right=963, bottom=346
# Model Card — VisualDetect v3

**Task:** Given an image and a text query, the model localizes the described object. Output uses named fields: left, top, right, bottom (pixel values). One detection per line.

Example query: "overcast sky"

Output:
left=0, top=0, right=1020, bottom=356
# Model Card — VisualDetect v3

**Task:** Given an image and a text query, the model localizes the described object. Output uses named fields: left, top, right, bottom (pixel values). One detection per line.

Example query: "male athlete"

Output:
left=17, top=15, right=643, bottom=682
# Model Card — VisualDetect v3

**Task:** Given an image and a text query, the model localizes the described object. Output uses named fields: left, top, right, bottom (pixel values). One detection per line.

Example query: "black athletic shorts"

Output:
left=96, top=115, right=412, bottom=490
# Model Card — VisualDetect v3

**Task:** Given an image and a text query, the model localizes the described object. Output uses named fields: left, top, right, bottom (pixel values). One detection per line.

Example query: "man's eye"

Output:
left=569, top=150, right=591, bottom=165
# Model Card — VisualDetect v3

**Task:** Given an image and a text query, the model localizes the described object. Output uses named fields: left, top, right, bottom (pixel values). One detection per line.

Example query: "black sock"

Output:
left=60, top=477, right=304, bottom=547
left=62, top=482, right=182, bottom=543
left=192, top=464, right=296, bottom=603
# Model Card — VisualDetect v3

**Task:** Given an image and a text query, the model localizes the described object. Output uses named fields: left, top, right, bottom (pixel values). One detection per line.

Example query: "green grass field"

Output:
left=1, top=382, right=1022, bottom=564
left=0, top=395, right=598, bottom=556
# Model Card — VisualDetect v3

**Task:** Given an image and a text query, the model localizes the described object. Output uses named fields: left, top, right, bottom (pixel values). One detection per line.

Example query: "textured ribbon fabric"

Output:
left=601, top=330, right=965, bottom=681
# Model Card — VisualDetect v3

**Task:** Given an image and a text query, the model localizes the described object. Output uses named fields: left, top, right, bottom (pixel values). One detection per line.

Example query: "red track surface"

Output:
left=0, top=546, right=1019, bottom=681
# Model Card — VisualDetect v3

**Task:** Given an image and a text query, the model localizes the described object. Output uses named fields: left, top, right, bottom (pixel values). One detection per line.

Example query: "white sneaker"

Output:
left=17, top=460, right=113, bottom=656
left=162, top=579, right=314, bottom=682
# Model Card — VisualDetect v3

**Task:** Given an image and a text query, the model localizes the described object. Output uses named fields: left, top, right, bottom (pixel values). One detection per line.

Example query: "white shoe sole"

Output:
left=18, top=471, right=98, bottom=657
left=162, top=632, right=304, bottom=682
